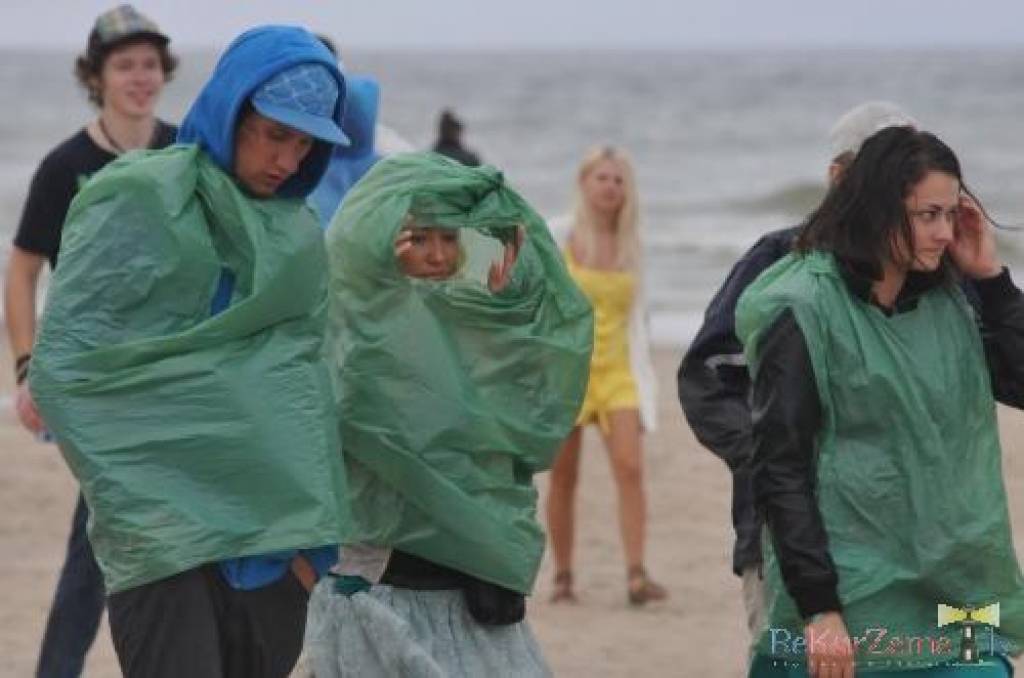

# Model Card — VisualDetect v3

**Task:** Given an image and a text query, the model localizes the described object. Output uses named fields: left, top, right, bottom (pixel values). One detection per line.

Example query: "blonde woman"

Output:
left=546, top=146, right=665, bottom=605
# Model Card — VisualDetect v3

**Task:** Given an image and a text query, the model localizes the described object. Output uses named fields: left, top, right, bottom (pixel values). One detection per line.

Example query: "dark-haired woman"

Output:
left=738, top=126, right=1024, bottom=677
left=3, top=6, right=177, bottom=676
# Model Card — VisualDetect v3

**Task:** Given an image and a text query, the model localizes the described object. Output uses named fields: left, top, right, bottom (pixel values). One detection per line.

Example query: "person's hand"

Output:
left=394, top=228, right=414, bottom=261
left=804, top=611, right=854, bottom=678
left=949, top=195, right=1002, bottom=279
left=290, top=555, right=317, bottom=594
left=14, top=381, right=45, bottom=435
left=488, top=227, right=524, bottom=293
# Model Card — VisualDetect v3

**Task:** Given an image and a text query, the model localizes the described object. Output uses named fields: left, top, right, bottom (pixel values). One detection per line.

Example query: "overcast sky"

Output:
left=3, top=0, right=1023, bottom=50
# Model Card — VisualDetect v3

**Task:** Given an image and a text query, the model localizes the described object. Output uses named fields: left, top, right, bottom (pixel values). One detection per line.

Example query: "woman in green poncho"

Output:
left=737, top=126, right=1024, bottom=678
left=304, top=152, right=593, bottom=677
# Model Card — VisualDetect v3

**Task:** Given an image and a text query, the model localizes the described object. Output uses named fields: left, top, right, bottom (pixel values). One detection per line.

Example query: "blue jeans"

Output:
left=36, top=493, right=105, bottom=678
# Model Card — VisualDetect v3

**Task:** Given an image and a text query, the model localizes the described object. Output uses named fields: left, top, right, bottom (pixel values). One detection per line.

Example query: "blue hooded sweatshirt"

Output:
left=177, top=25, right=346, bottom=589
left=178, top=25, right=345, bottom=199
left=309, top=75, right=382, bottom=227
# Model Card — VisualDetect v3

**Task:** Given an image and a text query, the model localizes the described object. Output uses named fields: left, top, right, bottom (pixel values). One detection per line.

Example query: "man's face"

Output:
left=95, top=41, right=166, bottom=116
left=233, top=111, right=315, bottom=198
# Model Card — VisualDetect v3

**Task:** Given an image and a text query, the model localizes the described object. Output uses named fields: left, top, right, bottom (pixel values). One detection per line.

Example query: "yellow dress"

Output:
left=565, top=250, right=640, bottom=433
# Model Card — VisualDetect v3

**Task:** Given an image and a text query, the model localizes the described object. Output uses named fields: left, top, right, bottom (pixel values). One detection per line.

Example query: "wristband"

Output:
left=14, top=353, right=31, bottom=385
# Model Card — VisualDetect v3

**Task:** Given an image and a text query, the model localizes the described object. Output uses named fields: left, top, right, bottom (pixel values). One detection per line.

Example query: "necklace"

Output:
left=97, top=117, right=159, bottom=155
left=97, top=117, right=126, bottom=154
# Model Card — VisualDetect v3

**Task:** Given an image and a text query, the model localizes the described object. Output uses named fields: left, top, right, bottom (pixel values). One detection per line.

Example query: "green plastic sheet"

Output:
left=327, top=152, right=593, bottom=594
left=31, top=146, right=349, bottom=593
left=737, top=251, right=1024, bottom=668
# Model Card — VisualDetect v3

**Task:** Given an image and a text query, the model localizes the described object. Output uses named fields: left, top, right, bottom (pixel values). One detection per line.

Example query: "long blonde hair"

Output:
left=569, top=145, right=641, bottom=271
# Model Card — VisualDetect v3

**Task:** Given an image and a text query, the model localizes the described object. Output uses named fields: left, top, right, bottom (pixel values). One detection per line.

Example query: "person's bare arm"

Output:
left=5, top=246, right=45, bottom=358
left=5, top=246, right=46, bottom=433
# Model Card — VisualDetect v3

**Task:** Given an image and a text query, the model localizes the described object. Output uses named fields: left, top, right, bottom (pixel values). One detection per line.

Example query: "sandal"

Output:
left=627, top=566, right=667, bottom=606
left=550, top=570, right=578, bottom=604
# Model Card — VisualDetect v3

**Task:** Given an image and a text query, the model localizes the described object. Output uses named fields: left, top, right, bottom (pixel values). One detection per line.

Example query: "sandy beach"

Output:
left=1, top=347, right=1023, bottom=677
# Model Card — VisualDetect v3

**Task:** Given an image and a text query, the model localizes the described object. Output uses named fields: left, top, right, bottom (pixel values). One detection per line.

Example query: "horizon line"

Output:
left=2, top=42, right=1023, bottom=53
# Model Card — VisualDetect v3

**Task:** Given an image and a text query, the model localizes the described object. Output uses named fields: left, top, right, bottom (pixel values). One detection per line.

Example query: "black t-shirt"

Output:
left=14, top=120, right=177, bottom=269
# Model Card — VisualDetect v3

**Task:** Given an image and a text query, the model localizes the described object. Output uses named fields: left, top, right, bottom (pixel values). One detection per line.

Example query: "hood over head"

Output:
left=178, top=25, right=347, bottom=198
left=309, top=75, right=382, bottom=227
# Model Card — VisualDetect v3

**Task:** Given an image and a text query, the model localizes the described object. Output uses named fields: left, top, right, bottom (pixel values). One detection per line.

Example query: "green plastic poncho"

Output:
left=31, top=146, right=349, bottom=593
left=737, top=251, right=1024, bottom=669
left=327, top=152, right=593, bottom=594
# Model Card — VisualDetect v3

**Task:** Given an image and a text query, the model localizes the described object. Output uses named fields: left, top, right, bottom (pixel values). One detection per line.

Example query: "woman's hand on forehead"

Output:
left=488, top=226, right=525, bottom=293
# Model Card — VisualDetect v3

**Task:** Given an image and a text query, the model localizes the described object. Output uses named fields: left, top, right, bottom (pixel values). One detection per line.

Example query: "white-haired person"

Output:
left=546, top=145, right=665, bottom=606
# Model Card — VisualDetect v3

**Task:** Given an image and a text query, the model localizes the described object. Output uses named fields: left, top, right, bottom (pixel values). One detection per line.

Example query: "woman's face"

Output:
left=580, top=158, right=627, bottom=216
left=900, top=170, right=959, bottom=272
left=396, top=227, right=461, bottom=280
left=96, top=41, right=166, bottom=118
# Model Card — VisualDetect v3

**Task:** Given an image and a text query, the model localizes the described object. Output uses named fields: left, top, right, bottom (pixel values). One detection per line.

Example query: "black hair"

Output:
left=796, top=126, right=970, bottom=279
left=236, top=100, right=257, bottom=130
left=74, top=32, right=178, bottom=107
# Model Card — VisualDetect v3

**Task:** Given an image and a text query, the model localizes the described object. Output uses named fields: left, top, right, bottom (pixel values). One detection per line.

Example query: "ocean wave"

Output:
left=728, top=181, right=825, bottom=215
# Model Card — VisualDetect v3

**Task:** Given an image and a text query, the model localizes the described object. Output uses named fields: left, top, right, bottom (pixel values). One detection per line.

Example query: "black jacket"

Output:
left=677, top=226, right=800, bottom=575
left=751, top=262, right=1024, bottom=619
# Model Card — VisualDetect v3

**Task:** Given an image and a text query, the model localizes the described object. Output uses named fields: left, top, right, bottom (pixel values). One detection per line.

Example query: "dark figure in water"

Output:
left=432, top=109, right=481, bottom=166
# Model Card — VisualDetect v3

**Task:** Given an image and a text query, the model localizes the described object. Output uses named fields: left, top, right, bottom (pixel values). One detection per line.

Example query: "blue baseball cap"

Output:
left=250, top=63, right=350, bottom=147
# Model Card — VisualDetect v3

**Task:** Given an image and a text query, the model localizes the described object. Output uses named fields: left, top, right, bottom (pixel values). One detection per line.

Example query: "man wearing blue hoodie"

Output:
left=30, top=26, right=351, bottom=678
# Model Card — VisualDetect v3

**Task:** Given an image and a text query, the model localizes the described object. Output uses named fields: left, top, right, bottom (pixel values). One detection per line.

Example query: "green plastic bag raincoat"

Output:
left=31, top=146, right=349, bottom=593
left=737, top=251, right=1024, bottom=669
left=327, top=152, right=593, bottom=594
